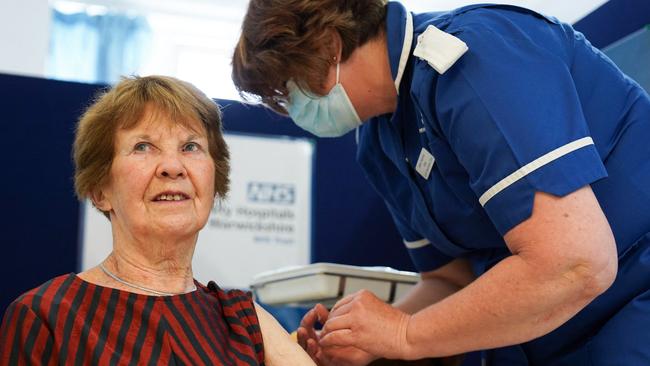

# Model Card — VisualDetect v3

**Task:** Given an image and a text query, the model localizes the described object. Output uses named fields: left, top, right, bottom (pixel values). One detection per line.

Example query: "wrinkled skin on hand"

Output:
left=297, top=303, right=378, bottom=366
left=319, top=290, right=412, bottom=361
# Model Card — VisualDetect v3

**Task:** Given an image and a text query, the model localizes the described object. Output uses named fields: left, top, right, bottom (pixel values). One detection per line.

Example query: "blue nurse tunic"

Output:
left=357, top=2, right=650, bottom=365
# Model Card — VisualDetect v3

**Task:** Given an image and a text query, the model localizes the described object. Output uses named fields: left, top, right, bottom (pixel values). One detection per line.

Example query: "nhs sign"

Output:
left=247, top=182, right=296, bottom=204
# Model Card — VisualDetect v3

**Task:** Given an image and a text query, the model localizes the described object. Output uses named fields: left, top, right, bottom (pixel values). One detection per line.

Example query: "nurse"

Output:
left=232, top=1, right=650, bottom=365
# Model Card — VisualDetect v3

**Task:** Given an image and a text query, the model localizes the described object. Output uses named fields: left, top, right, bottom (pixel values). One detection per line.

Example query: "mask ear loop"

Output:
left=335, top=61, right=341, bottom=84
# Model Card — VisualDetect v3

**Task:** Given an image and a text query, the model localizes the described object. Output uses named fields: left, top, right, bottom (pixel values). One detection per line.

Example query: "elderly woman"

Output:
left=0, top=75, right=314, bottom=366
left=231, top=1, right=650, bottom=365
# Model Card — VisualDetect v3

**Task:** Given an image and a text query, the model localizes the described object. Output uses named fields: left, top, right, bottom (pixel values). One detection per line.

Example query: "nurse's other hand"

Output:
left=320, top=290, right=412, bottom=360
left=318, top=346, right=378, bottom=366
left=298, top=303, right=378, bottom=366
left=297, top=304, right=329, bottom=362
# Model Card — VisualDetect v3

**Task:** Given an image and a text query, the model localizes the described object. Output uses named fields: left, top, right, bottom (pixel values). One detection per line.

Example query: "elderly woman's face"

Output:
left=96, top=105, right=216, bottom=239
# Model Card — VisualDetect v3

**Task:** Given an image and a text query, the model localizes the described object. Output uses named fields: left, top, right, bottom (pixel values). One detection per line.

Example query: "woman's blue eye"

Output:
left=134, top=142, right=150, bottom=152
left=183, top=142, right=200, bottom=152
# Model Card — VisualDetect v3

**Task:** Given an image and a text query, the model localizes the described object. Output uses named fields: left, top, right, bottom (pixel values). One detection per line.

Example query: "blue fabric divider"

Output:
left=573, top=0, right=650, bottom=49
left=603, top=26, right=650, bottom=93
left=0, top=75, right=87, bottom=314
left=0, top=74, right=410, bottom=315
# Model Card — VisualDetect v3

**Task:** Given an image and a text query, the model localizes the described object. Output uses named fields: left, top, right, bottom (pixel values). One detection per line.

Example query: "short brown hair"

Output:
left=232, top=0, right=387, bottom=114
left=73, top=75, right=230, bottom=213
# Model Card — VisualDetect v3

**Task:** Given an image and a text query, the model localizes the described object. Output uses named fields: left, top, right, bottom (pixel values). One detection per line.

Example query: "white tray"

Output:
left=250, top=262, right=419, bottom=306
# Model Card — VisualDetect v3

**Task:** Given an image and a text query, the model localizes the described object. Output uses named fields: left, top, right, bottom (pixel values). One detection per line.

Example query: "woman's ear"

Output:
left=90, top=187, right=112, bottom=213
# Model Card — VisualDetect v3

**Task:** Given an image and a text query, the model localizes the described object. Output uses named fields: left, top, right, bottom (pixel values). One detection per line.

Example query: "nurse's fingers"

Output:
left=298, top=309, right=320, bottom=349
left=296, top=326, right=310, bottom=351
left=327, top=301, right=353, bottom=319
left=318, top=345, right=374, bottom=366
left=300, top=304, right=329, bottom=328
left=300, top=308, right=317, bottom=328
left=321, top=312, right=353, bottom=337
left=306, top=338, right=320, bottom=359
left=330, top=293, right=357, bottom=313
left=313, top=303, right=330, bottom=323
left=298, top=304, right=330, bottom=352
left=297, top=310, right=315, bottom=349
left=319, top=328, right=354, bottom=348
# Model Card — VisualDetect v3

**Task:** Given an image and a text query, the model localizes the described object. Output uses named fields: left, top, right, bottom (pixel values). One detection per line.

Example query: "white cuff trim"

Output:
left=479, top=137, right=595, bottom=206
left=404, top=238, right=430, bottom=249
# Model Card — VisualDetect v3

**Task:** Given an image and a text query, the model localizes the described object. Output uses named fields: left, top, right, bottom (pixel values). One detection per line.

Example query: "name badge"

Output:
left=415, top=148, right=435, bottom=180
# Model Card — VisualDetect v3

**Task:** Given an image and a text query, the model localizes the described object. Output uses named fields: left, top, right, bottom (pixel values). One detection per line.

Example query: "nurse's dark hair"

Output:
left=73, top=75, right=230, bottom=218
left=232, top=0, right=387, bottom=114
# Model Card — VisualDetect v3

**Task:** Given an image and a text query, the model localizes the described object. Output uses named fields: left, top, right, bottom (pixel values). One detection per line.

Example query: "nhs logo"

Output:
left=247, top=182, right=296, bottom=204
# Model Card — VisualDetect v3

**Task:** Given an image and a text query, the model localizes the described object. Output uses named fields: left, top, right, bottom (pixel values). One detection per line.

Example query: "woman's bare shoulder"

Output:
left=254, top=303, right=317, bottom=366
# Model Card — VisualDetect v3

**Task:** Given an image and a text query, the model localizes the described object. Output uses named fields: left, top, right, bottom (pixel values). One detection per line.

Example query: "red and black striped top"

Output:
left=0, top=273, right=265, bottom=365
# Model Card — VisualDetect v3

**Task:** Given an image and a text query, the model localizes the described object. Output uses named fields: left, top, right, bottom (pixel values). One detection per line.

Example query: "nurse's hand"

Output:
left=298, top=303, right=376, bottom=366
left=297, top=304, right=329, bottom=361
left=320, top=290, right=413, bottom=360
left=318, top=346, right=377, bottom=366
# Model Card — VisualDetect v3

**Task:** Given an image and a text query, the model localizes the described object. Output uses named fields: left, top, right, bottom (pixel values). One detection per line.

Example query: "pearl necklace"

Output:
left=99, top=262, right=197, bottom=296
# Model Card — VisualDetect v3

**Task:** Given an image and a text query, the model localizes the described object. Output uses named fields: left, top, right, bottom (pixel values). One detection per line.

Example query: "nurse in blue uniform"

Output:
left=232, top=0, right=650, bottom=365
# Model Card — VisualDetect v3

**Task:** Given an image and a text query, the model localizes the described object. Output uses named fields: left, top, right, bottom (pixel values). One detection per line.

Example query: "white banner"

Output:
left=80, top=133, right=314, bottom=289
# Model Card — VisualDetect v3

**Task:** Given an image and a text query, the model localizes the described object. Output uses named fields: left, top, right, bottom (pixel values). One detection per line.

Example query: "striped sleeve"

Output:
left=218, top=289, right=265, bottom=364
left=0, top=300, right=58, bottom=365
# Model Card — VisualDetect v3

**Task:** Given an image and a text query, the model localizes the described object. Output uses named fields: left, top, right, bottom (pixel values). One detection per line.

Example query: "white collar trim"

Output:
left=394, top=11, right=413, bottom=94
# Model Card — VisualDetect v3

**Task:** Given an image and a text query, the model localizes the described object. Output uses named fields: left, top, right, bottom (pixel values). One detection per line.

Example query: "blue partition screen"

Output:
left=604, top=26, right=650, bottom=93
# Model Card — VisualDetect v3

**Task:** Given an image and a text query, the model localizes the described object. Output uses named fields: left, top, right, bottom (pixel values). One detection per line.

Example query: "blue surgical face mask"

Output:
left=286, top=63, right=361, bottom=137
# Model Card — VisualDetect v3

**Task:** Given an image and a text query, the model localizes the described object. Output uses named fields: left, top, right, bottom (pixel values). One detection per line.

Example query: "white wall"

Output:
left=0, top=0, right=51, bottom=77
left=0, top=0, right=608, bottom=81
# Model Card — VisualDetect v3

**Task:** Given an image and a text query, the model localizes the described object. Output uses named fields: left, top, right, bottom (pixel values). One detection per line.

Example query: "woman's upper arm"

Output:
left=255, top=303, right=316, bottom=366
